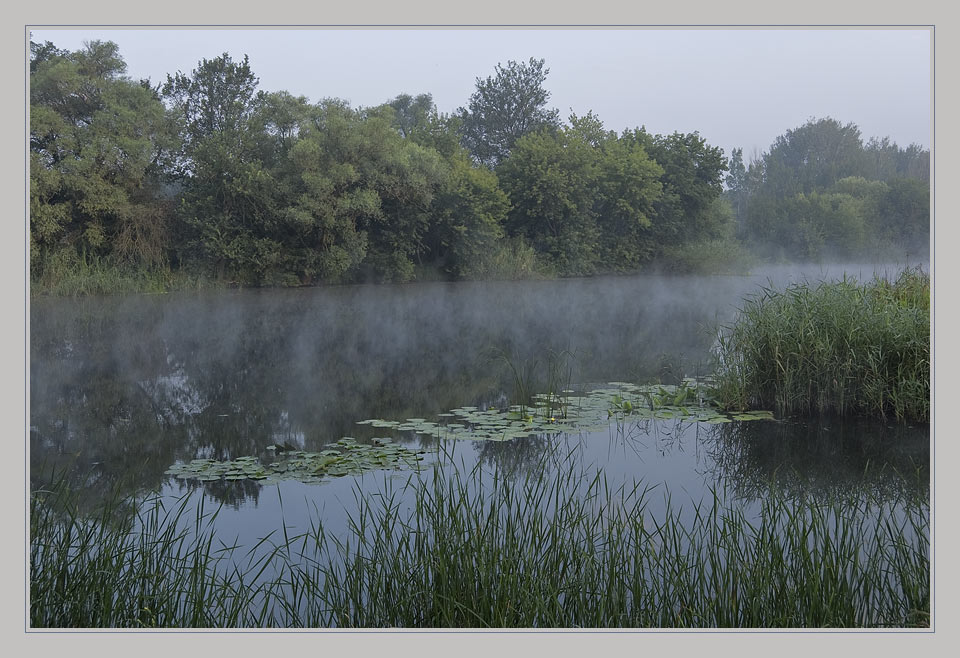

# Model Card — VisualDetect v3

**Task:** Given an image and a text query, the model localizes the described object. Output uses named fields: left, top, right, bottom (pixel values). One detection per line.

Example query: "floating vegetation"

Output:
left=164, top=381, right=776, bottom=483
left=356, top=379, right=774, bottom=443
left=164, top=438, right=426, bottom=485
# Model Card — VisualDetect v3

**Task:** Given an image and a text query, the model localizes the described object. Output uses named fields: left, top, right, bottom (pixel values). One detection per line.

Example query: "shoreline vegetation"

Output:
left=29, top=250, right=759, bottom=298
left=31, top=42, right=929, bottom=298
left=31, top=456, right=929, bottom=629
left=710, top=267, right=930, bottom=423
left=25, top=248, right=926, bottom=299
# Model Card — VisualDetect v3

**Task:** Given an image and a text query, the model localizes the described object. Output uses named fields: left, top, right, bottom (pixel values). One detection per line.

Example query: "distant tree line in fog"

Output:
left=29, top=41, right=930, bottom=291
left=725, top=118, right=929, bottom=261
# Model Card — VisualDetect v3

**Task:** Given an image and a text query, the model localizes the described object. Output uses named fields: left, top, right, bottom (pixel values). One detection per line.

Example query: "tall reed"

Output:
left=711, top=267, right=929, bottom=422
left=494, top=348, right=577, bottom=419
left=31, top=253, right=216, bottom=297
left=31, top=456, right=929, bottom=628
left=30, top=481, right=270, bottom=627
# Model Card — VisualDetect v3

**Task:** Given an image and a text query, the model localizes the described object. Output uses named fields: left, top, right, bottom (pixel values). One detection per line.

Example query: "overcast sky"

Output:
left=29, top=28, right=931, bottom=159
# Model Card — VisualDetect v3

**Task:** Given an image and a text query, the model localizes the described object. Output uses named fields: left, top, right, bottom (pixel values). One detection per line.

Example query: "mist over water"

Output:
left=30, top=262, right=929, bottom=541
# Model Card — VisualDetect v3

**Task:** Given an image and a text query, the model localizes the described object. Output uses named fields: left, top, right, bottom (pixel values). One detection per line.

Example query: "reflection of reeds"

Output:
left=703, top=418, right=929, bottom=505
left=494, top=348, right=577, bottom=420
left=712, top=267, right=929, bottom=422
left=31, top=453, right=929, bottom=628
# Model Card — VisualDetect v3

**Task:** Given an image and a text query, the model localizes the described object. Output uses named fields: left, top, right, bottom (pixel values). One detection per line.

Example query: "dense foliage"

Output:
left=726, top=118, right=930, bottom=260
left=30, top=41, right=930, bottom=294
left=712, top=267, right=930, bottom=422
left=30, top=41, right=176, bottom=279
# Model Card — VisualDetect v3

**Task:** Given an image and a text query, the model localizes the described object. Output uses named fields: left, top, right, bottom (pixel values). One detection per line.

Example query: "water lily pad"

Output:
left=342, top=377, right=775, bottom=448
left=165, top=435, right=428, bottom=485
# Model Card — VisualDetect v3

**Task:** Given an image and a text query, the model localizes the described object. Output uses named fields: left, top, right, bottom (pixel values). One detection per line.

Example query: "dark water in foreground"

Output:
left=29, top=264, right=929, bottom=546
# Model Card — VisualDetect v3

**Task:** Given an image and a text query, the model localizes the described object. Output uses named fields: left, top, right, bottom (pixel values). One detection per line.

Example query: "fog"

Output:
left=30, top=262, right=925, bottom=507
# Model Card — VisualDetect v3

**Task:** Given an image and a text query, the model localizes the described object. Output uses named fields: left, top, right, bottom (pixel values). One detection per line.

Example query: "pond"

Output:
left=29, top=263, right=930, bottom=625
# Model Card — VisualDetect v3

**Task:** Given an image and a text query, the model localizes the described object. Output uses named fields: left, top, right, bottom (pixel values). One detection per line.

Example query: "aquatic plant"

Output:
left=305, top=460, right=929, bottom=628
left=30, top=480, right=260, bottom=627
left=356, top=380, right=773, bottom=444
left=493, top=348, right=577, bottom=421
left=31, top=457, right=930, bottom=628
left=711, top=267, right=929, bottom=422
left=164, top=438, right=426, bottom=485
left=160, top=377, right=777, bottom=490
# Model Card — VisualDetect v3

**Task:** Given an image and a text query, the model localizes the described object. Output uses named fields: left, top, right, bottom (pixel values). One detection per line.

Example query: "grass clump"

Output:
left=30, top=481, right=269, bottom=627
left=292, top=460, right=928, bottom=628
left=711, top=267, right=929, bottom=422
left=31, top=252, right=217, bottom=297
left=657, top=236, right=757, bottom=275
left=31, top=457, right=929, bottom=628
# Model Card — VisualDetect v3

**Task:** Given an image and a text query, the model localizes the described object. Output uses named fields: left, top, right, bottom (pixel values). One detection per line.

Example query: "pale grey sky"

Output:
left=29, top=27, right=931, bottom=160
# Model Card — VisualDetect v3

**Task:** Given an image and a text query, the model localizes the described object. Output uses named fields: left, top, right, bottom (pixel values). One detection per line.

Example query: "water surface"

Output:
left=30, top=263, right=929, bottom=544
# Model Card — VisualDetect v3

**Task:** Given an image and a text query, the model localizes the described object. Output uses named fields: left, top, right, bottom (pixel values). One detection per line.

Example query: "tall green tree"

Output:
left=163, top=53, right=259, bottom=153
left=623, top=129, right=728, bottom=254
left=725, top=147, right=749, bottom=232
left=427, top=152, right=510, bottom=278
left=498, top=126, right=600, bottom=274
left=458, top=58, right=561, bottom=167
left=162, top=53, right=278, bottom=281
left=742, top=119, right=929, bottom=259
left=761, top=117, right=864, bottom=198
left=862, top=137, right=930, bottom=183
left=590, top=122, right=663, bottom=269
left=386, top=92, right=435, bottom=138
left=498, top=114, right=664, bottom=275
left=271, top=101, right=449, bottom=284
left=377, top=93, right=512, bottom=278
left=873, top=177, right=930, bottom=257
left=249, top=90, right=315, bottom=166
left=374, top=93, right=463, bottom=159
left=30, top=40, right=175, bottom=276
left=258, top=102, right=368, bottom=284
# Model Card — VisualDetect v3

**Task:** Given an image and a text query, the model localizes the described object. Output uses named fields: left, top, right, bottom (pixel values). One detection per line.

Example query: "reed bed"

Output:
left=30, top=455, right=929, bottom=629
left=711, top=267, right=929, bottom=422
left=29, top=482, right=272, bottom=627
left=31, top=255, right=216, bottom=297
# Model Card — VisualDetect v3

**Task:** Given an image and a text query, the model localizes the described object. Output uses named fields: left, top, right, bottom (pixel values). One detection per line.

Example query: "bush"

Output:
left=465, top=236, right=547, bottom=280
left=658, top=236, right=756, bottom=275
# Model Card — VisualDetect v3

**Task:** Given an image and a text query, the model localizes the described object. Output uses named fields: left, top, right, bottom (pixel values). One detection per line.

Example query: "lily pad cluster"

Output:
left=357, top=408, right=589, bottom=442
left=602, top=381, right=775, bottom=424
left=164, top=437, right=426, bottom=485
left=355, top=379, right=775, bottom=443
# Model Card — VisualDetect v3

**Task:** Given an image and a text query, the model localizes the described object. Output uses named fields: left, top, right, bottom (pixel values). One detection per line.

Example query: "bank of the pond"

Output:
left=711, top=267, right=929, bottom=423
left=29, top=258, right=221, bottom=297
left=29, top=248, right=760, bottom=298
left=31, top=457, right=929, bottom=629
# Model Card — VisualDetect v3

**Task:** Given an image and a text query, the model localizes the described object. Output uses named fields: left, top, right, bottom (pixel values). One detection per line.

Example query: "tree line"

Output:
left=30, top=40, right=930, bottom=291
left=725, top=118, right=929, bottom=261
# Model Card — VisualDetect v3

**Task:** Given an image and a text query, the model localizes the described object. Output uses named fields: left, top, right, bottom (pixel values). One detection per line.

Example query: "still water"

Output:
left=29, top=264, right=929, bottom=546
